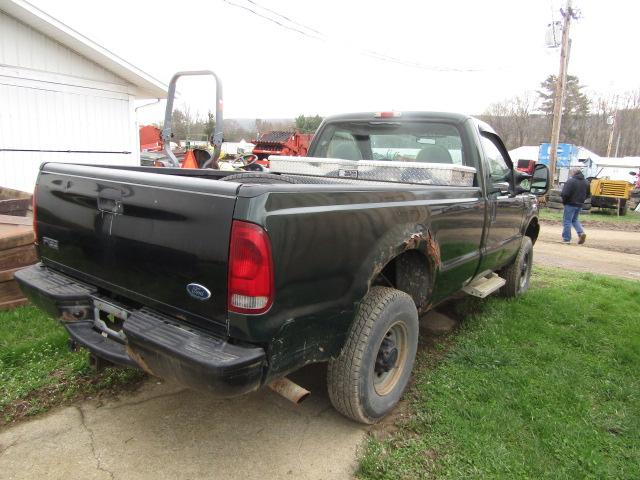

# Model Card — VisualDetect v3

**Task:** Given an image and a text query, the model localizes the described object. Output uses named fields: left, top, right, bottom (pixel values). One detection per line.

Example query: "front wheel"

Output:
left=500, top=236, right=533, bottom=297
left=327, top=287, right=418, bottom=424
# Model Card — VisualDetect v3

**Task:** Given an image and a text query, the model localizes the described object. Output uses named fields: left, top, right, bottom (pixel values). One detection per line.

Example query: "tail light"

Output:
left=374, top=111, right=402, bottom=118
left=228, top=220, right=274, bottom=314
left=32, top=186, right=38, bottom=241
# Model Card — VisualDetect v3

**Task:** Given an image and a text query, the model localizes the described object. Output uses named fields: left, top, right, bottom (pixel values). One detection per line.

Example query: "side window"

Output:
left=481, top=135, right=510, bottom=181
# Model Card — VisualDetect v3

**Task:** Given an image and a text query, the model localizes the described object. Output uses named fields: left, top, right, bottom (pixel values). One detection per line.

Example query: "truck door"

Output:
left=478, top=132, right=524, bottom=272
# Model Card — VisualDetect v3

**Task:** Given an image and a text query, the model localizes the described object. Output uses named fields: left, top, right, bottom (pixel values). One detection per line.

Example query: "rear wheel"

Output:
left=500, top=236, right=533, bottom=298
left=327, top=287, right=418, bottom=424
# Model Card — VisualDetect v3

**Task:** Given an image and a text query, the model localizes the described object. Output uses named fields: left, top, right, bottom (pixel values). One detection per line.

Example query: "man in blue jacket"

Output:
left=561, top=168, right=590, bottom=244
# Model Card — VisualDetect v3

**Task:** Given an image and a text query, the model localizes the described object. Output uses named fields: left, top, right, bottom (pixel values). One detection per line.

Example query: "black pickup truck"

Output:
left=16, top=80, right=549, bottom=424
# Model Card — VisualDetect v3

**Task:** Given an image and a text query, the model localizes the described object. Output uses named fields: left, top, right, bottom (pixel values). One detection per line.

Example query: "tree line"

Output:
left=159, top=76, right=640, bottom=158
left=159, top=109, right=323, bottom=143
left=479, top=75, right=640, bottom=157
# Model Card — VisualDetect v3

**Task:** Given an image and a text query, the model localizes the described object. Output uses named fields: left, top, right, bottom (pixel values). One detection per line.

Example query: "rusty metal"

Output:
left=403, top=232, right=424, bottom=250
left=60, top=306, right=91, bottom=322
left=402, top=230, right=440, bottom=268
left=268, top=377, right=310, bottom=404
left=126, top=347, right=155, bottom=375
left=425, top=230, right=441, bottom=268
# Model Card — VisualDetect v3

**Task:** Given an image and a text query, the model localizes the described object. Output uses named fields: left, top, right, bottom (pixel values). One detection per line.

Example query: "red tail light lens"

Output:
left=32, top=186, right=38, bottom=241
left=228, top=220, right=274, bottom=314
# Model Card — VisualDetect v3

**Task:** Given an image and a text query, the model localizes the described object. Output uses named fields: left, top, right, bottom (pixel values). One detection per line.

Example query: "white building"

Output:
left=0, top=0, right=166, bottom=192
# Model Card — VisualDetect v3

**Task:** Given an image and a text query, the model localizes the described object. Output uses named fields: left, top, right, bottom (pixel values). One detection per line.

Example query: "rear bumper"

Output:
left=14, top=263, right=266, bottom=397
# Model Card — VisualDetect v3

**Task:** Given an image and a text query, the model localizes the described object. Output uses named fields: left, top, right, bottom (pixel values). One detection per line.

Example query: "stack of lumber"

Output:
left=546, top=188, right=591, bottom=214
left=0, top=215, right=37, bottom=310
left=0, top=187, right=31, bottom=217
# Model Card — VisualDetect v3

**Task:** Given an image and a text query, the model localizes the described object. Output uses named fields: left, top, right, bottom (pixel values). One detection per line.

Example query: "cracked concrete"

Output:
left=0, top=364, right=365, bottom=480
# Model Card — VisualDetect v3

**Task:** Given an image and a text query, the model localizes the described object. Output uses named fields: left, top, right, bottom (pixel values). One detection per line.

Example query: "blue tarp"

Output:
left=538, top=143, right=577, bottom=168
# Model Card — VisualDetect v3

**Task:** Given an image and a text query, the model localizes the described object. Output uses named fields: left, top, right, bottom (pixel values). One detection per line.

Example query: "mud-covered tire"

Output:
left=499, top=236, right=533, bottom=298
left=220, top=173, right=296, bottom=184
left=547, top=201, right=564, bottom=209
left=327, top=287, right=418, bottom=424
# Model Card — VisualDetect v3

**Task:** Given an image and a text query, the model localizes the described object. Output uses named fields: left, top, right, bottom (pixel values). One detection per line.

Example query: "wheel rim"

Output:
left=519, top=250, right=531, bottom=292
left=373, top=321, right=408, bottom=396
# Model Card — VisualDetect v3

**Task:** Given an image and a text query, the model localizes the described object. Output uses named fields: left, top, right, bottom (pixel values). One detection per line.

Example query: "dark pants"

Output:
left=562, top=205, right=584, bottom=242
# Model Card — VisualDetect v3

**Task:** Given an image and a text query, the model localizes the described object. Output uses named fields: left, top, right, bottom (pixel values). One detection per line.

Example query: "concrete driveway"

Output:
left=0, top=364, right=366, bottom=480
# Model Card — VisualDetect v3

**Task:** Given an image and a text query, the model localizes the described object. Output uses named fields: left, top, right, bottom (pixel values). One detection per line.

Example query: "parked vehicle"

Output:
left=16, top=71, right=549, bottom=424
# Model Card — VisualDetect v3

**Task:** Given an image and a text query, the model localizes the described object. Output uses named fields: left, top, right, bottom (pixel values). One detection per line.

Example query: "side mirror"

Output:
left=513, top=170, right=531, bottom=195
left=529, top=164, right=550, bottom=196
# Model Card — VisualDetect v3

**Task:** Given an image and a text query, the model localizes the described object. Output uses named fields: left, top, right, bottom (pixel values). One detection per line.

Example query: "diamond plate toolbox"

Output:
left=269, top=156, right=476, bottom=186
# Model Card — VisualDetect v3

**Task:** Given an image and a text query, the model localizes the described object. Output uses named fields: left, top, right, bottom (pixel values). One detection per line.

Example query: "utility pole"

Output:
left=548, top=0, right=577, bottom=184
left=606, top=113, right=616, bottom=158
left=614, top=132, right=621, bottom=157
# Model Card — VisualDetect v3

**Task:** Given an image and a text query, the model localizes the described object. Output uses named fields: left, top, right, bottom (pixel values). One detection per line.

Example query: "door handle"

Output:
left=97, top=189, right=123, bottom=214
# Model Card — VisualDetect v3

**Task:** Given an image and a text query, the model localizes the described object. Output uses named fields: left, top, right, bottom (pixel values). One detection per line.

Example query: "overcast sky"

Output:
left=30, top=0, right=639, bottom=123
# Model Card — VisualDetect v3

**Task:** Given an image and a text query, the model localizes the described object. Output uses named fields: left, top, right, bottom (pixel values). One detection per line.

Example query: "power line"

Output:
left=221, top=0, right=323, bottom=40
left=221, top=0, right=482, bottom=72
left=246, top=0, right=326, bottom=37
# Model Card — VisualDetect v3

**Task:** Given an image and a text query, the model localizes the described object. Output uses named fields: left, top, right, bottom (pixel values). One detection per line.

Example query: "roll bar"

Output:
left=161, top=71, right=223, bottom=168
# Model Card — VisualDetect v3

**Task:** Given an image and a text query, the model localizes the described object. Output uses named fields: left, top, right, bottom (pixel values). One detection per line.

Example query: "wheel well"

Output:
left=525, top=218, right=540, bottom=245
left=372, top=250, right=433, bottom=312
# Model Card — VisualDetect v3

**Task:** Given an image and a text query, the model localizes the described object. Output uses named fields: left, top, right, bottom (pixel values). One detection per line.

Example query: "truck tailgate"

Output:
left=35, top=163, right=238, bottom=333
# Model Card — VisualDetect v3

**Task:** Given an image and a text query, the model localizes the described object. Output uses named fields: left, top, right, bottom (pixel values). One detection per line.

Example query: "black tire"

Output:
left=548, top=195, right=563, bottom=203
left=547, top=201, right=564, bottom=209
left=619, top=202, right=627, bottom=216
left=499, top=236, right=533, bottom=298
left=220, top=173, right=296, bottom=184
left=327, top=287, right=418, bottom=424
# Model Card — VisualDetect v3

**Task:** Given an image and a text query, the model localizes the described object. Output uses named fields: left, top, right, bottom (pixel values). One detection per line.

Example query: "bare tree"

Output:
left=480, top=93, right=541, bottom=150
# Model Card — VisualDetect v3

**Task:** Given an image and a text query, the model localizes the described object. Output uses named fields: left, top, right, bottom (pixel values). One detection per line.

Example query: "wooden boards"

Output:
left=0, top=187, right=32, bottom=217
left=0, top=220, right=36, bottom=310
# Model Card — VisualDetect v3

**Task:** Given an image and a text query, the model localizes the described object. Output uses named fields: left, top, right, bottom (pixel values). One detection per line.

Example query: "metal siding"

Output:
left=0, top=11, right=124, bottom=84
left=0, top=10, right=139, bottom=193
left=0, top=151, right=136, bottom=193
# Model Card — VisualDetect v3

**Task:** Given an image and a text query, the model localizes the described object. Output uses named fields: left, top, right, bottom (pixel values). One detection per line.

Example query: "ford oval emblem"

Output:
left=186, top=283, right=211, bottom=301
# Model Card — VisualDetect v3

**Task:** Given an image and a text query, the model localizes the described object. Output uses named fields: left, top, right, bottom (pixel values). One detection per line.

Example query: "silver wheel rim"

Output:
left=519, top=250, right=531, bottom=292
left=373, top=321, right=408, bottom=396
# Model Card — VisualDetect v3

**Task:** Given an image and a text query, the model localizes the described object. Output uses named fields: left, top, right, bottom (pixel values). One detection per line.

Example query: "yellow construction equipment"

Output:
left=590, top=178, right=634, bottom=215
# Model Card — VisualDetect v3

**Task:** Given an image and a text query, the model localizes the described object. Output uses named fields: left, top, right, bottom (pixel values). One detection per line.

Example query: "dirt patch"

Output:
left=540, top=218, right=640, bottom=232
left=0, top=368, right=146, bottom=428
left=538, top=225, right=640, bottom=256
left=534, top=241, right=640, bottom=280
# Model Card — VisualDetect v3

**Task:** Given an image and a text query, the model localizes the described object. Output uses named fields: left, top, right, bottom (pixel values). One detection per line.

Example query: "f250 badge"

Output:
left=186, top=283, right=211, bottom=301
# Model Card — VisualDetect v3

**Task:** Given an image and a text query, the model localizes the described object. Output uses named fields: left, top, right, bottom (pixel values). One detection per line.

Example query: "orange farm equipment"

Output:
left=252, top=131, right=313, bottom=167
left=139, top=125, right=163, bottom=152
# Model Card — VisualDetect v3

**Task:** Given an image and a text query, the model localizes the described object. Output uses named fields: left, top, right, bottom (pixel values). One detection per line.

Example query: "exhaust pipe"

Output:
left=268, top=377, right=310, bottom=404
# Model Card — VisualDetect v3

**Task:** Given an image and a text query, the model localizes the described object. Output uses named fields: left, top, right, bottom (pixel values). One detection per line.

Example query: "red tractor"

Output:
left=252, top=131, right=313, bottom=168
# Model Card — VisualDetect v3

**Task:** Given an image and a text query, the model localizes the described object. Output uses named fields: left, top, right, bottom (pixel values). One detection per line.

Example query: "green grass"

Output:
left=0, top=305, right=145, bottom=423
left=539, top=207, right=640, bottom=225
left=359, top=267, right=640, bottom=479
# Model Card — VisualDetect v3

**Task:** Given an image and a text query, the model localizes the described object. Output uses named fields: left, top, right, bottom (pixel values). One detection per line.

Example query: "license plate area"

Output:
left=91, top=296, right=130, bottom=343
